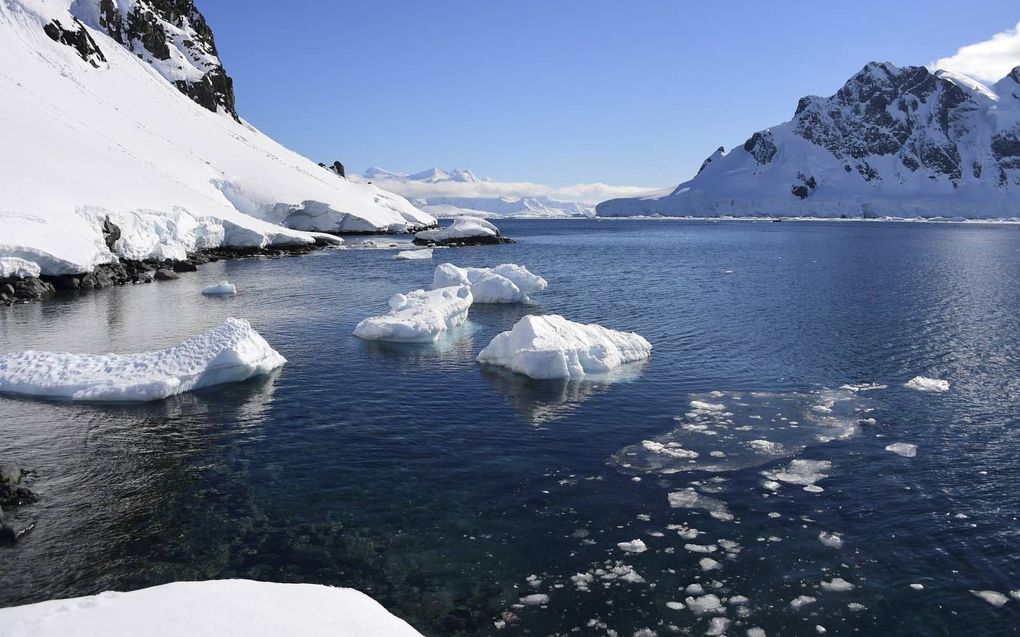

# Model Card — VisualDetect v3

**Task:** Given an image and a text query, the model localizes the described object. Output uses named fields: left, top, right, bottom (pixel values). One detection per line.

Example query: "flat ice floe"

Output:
left=353, top=286, right=472, bottom=342
left=971, top=590, right=1011, bottom=606
left=476, top=314, right=651, bottom=380
left=613, top=389, right=870, bottom=475
left=885, top=442, right=918, bottom=458
left=905, top=376, right=950, bottom=393
left=394, top=249, right=433, bottom=260
left=433, top=263, right=547, bottom=303
left=201, top=281, right=237, bottom=295
left=0, top=579, right=423, bottom=636
left=0, top=318, right=284, bottom=402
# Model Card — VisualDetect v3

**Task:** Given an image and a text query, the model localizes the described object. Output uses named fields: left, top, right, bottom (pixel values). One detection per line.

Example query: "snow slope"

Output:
left=598, top=63, right=1020, bottom=219
left=0, top=0, right=435, bottom=275
left=0, top=579, right=423, bottom=637
left=0, top=318, right=284, bottom=401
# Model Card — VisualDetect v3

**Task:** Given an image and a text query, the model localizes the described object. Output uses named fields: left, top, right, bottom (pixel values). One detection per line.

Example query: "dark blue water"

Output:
left=1, top=219, right=1018, bottom=636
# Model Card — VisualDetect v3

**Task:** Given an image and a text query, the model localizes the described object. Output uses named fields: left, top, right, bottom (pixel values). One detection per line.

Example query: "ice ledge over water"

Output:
left=0, top=318, right=284, bottom=402
left=477, top=314, right=651, bottom=380
left=0, top=579, right=423, bottom=636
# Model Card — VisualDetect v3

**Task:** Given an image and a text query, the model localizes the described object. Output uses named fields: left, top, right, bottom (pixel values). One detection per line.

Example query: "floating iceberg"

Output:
left=414, top=216, right=510, bottom=245
left=353, top=286, right=472, bottom=343
left=394, top=249, right=433, bottom=260
left=433, top=263, right=547, bottom=303
left=476, top=314, right=651, bottom=380
left=0, top=318, right=285, bottom=402
left=905, top=376, right=950, bottom=393
left=0, top=257, right=41, bottom=280
left=201, top=281, right=237, bottom=295
left=0, top=579, right=423, bottom=636
left=885, top=442, right=918, bottom=458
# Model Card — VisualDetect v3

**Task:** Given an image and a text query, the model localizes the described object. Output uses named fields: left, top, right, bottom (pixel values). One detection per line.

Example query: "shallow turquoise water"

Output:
left=1, top=219, right=1018, bottom=635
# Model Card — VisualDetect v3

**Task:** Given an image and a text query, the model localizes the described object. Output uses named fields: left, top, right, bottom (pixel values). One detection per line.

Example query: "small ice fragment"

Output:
left=790, top=595, right=817, bottom=610
left=519, top=593, right=549, bottom=606
left=684, top=544, right=717, bottom=554
left=910, top=583, right=924, bottom=590
left=821, top=578, right=855, bottom=592
left=684, top=593, right=723, bottom=615
left=970, top=590, right=1010, bottom=606
left=665, top=601, right=684, bottom=610
left=201, top=280, right=236, bottom=295
left=885, top=442, right=918, bottom=458
left=686, top=583, right=705, bottom=595
left=699, top=558, right=721, bottom=572
left=818, top=531, right=844, bottom=548
left=747, top=628, right=766, bottom=637
left=707, top=617, right=731, bottom=636
left=394, top=249, right=433, bottom=260
left=618, top=539, right=648, bottom=554
left=905, top=376, right=950, bottom=393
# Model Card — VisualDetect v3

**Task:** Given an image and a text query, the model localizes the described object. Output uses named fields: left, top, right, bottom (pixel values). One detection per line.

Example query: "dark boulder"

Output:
left=102, top=216, right=121, bottom=251
left=154, top=268, right=179, bottom=281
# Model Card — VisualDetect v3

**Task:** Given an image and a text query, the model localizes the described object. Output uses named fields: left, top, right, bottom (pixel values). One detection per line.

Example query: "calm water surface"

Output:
left=1, top=219, right=1018, bottom=636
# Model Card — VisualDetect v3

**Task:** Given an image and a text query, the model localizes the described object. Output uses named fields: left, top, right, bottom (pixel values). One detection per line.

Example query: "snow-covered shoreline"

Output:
left=0, top=580, right=423, bottom=636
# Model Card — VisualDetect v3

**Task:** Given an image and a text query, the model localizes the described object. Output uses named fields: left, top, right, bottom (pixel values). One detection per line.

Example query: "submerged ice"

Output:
left=0, top=318, right=284, bottom=402
left=613, top=389, right=871, bottom=475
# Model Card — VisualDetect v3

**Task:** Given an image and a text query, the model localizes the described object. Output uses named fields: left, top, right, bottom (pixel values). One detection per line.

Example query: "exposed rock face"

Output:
left=597, top=62, right=1020, bottom=218
left=43, top=17, right=106, bottom=67
left=75, top=0, right=238, bottom=119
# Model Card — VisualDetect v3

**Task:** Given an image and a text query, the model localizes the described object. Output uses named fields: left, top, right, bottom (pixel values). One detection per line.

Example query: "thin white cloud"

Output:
left=351, top=173, right=663, bottom=205
left=931, top=21, right=1020, bottom=82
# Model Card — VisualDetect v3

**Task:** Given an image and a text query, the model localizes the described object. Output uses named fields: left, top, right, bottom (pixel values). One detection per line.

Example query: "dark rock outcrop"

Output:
left=43, top=17, right=107, bottom=68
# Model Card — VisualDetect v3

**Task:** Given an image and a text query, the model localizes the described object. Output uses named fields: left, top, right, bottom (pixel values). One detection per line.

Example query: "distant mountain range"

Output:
left=598, top=62, right=1020, bottom=219
left=352, top=168, right=598, bottom=218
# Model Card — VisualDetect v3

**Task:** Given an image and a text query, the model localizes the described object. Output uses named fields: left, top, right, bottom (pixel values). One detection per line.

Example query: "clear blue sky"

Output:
left=200, top=0, right=1019, bottom=187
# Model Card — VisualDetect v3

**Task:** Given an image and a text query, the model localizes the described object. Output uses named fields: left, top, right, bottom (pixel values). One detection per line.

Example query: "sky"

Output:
left=199, top=0, right=1020, bottom=191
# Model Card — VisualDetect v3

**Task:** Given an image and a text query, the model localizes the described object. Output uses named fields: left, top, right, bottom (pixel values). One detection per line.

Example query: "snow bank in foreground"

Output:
left=476, top=314, right=651, bottom=379
left=353, top=286, right=472, bottom=342
left=0, top=257, right=41, bottom=279
left=905, top=376, right=950, bottom=393
left=414, top=216, right=501, bottom=243
left=433, top=263, right=548, bottom=303
left=0, top=579, right=422, bottom=637
left=395, top=249, right=434, bottom=260
left=0, top=318, right=284, bottom=401
left=201, top=281, right=237, bottom=295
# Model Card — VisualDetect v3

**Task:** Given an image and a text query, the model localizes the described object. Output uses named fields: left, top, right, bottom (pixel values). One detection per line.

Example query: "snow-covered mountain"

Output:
left=597, top=62, right=1020, bottom=219
left=0, top=0, right=435, bottom=275
left=353, top=168, right=597, bottom=218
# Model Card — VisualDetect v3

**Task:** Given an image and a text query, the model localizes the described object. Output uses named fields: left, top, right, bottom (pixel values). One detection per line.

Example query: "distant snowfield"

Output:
left=0, top=0, right=435, bottom=276
left=350, top=167, right=661, bottom=219
left=0, top=579, right=423, bottom=637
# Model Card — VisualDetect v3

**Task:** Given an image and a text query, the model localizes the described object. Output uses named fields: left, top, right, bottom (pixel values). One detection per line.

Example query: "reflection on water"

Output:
left=480, top=361, right=648, bottom=425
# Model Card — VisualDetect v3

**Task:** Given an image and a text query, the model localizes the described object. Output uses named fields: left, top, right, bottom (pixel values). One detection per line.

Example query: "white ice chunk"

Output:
left=433, top=263, right=547, bottom=303
left=684, top=594, right=723, bottom=615
left=790, top=595, right=817, bottom=610
left=0, top=318, right=284, bottom=402
left=699, top=558, right=721, bottom=572
left=885, top=442, right=918, bottom=458
left=905, top=376, right=950, bottom=393
left=0, top=579, right=422, bottom=636
left=353, top=286, right=472, bottom=343
left=201, top=281, right=237, bottom=295
left=818, top=532, right=844, bottom=549
left=394, top=249, right=434, bottom=260
left=970, top=590, right=1010, bottom=607
left=617, top=539, right=648, bottom=554
left=821, top=578, right=855, bottom=592
left=519, top=593, right=549, bottom=606
left=477, top=314, right=651, bottom=380
left=0, top=257, right=41, bottom=279
left=415, top=216, right=501, bottom=242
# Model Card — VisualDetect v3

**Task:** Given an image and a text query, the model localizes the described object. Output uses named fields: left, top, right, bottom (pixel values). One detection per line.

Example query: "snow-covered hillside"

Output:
left=352, top=168, right=598, bottom=218
left=598, top=62, right=1020, bottom=219
left=0, top=0, right=435, bottom=276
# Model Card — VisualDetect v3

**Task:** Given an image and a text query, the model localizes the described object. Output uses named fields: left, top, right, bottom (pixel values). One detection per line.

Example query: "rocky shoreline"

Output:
left=0, top=464, right=36, bottom=543
left=0, top=237, right=336, bottom=306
